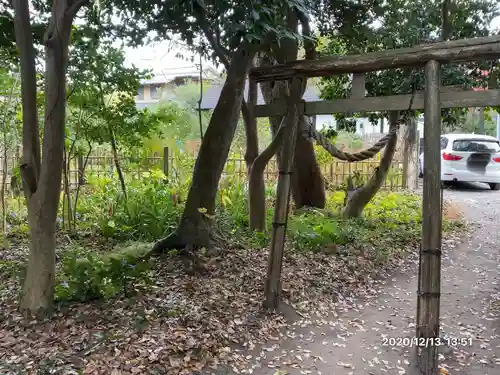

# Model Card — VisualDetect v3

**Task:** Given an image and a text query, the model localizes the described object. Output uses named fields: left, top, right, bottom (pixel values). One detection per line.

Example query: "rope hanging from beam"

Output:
left=301, top=125, right=397, bottom=162
left=299, top=68, right=419, bottom=162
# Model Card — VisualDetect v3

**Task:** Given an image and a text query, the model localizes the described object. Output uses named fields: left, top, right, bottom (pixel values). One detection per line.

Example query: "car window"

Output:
left=440, top=137, right=448, bottom=150
left=452, top=139, right=500, bottom=153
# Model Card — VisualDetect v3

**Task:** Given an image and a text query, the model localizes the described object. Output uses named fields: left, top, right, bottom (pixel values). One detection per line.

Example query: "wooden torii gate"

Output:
left=249, top=35, right=500, bottom=375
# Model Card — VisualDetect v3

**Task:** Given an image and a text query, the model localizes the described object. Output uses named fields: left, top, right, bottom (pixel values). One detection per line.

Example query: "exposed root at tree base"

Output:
left=151, top=232, right=186, bottom=253
left=151, top=225, right=228, bottom=257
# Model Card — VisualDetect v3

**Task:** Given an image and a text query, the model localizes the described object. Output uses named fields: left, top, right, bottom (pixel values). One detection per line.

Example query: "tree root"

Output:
left=151, top=220, right=228, bottom=258
left=151, top=231, right=186, bottom=254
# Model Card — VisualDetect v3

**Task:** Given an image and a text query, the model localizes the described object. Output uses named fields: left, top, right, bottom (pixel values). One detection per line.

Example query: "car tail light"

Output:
left=493, top=156, right=500, bottom=162
left=442, top=152, right=463, bottom=161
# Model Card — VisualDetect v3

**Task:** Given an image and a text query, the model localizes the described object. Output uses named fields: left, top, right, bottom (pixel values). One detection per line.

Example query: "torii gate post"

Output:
left=250, top=35, right=500, bottom=373
left=416, top=60, right=443, bottom=374
left=263, top=77, right=304, bottom=310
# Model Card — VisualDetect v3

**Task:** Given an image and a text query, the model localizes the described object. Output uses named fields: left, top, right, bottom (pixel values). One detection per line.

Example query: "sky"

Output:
left=124, top=16, right=500, bottom=75
left=123, top=39, right=215, bottom=75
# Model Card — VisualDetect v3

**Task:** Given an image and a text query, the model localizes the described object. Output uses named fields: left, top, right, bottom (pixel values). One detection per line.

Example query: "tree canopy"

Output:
left=319, top=0, right=500, bottom=127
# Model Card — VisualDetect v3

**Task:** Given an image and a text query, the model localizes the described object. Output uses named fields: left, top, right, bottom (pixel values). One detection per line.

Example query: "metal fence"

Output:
left=0, top=145, right=406, bottom=193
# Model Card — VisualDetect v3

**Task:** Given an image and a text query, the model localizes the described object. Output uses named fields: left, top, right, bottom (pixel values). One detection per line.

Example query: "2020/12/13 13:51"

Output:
left=382, top=336, right=473, bottom=347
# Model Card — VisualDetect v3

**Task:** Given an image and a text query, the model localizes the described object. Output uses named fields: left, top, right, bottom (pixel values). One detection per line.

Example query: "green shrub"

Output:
left=55, top=243, right=152, bottom=302
left=288, top=191, right=423, bottom=255
left=76, top=170, right=183, bottom=240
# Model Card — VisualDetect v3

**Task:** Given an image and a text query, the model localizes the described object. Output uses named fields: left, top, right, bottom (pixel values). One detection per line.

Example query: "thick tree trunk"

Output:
left=15, top=0, right=83, bottom=313
left=256, top=7, right=325, bottom=210
left=153, top=48, right=254, bottom=252
left=261, top=84, right=326, bottom=209
left=21, top=33, right=70, bottom=312
left=343, top=113, right=399, bottom=218
left=22, top=201, right=57, bottom=311
left=291, top=129, right=326, bottom=208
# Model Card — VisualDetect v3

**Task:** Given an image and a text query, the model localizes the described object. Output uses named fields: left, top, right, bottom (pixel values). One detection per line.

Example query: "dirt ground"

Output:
left=210, top=182, right=500, bottom=375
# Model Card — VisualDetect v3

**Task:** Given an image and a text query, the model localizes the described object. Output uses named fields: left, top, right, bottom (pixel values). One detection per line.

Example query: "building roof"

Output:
left=200, top=80, right=322, bottom=110
left=141, top=65, right=220, bottom=85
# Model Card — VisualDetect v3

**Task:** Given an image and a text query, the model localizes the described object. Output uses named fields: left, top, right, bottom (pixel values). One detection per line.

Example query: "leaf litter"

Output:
left=0, top=230, right=427, bottom=375
left=1, top=199, right=486, bottom=375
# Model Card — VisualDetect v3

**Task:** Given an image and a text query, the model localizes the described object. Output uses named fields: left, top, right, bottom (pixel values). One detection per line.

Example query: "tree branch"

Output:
left=44, top=0, right=88, bottom=46
left=193, top=4, right=230, bottom=69
left=343, top=112, right=399, bottom=218
left=243, top=58, right=259, bottom=168
left=12, top=0, right=41, bottom=195
left=297, top=10, right=316, bottom=61
left=66, top=0, right=89, bottom=20
left=441, top=0, right=452, bottom=41
left=250, top=117, right=286, bottom=181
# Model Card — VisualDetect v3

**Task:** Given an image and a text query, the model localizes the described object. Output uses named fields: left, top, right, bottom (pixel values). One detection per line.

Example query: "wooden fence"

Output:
left=0, top=145, right=406, bottom=193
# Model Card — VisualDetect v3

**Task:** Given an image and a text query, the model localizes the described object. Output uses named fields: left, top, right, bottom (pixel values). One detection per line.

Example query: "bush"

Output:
left=74, top=168, right=425, bottom=257
left=287, top=191, right=423, bottom=257
left=55, top=243, right=152, bottom=302
left=76, top=170, right=184, bottom=240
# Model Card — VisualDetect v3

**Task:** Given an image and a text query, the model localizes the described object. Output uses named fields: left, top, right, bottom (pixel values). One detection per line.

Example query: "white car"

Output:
left=418, top=133, right=500, bottom=190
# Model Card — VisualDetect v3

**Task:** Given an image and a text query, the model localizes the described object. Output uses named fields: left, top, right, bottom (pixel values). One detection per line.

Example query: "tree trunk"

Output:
left=62, top=144, right=73, bottom=231
left=257, top=7, right=325, bottom=210
left=1, top=137, right=7, bottom=233
left=402, top=116, right=418, bottom=189
left=0, top=84, right=16, bottom=233
left=248, top=118, right=287, bottom=231
left=22, top=203, right=57, bottom=311
left=108, top=126, right=128, bottom=201
left=152, top=47, right=254, bottom=252
left=15, top=0, right=84, bottom=313
left=343, top=113, right=399, bottom=218
left=242, top=74, right=259, bottom=170
left=261, top=84, right=326, bottom=209
left=73, top=145, right=92, bottom=227
left=242, top=70, right=267, bottom=231
left=291, top=128, right=326, bottom=208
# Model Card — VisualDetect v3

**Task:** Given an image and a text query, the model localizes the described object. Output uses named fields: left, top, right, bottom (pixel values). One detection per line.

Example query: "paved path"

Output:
left=246, top=182, right=500, bottom=375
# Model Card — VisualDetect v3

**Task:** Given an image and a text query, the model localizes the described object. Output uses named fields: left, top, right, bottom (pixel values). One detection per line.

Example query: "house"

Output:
left=199, top=81, right=385, bottom=135
left=135, top=65, right=220, bottom=109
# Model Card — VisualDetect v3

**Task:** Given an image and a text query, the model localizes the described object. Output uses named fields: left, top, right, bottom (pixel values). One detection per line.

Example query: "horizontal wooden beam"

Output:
left=254, top=88, right=500, bottom=117
left=250, top=35, right=500, bottom=82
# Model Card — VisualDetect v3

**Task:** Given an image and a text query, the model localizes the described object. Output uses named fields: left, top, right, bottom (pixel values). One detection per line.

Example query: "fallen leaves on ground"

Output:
left=0, top=229, right=447, bottom=375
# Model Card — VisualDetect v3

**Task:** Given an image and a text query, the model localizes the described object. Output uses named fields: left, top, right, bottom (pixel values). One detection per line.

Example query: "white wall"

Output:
left=315, top=114, right=425, bottom=139
left=315, top=115, right=384, bottom=135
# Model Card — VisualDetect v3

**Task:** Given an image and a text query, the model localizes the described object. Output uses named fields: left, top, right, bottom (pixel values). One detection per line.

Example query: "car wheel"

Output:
left=489, top=183, right=500, bottom=191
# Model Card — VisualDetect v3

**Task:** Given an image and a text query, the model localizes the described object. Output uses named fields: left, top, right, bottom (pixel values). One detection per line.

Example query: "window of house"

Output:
left=136, top=86, right=144, bottom=100
left=150, top=84, right=163, bottom=99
